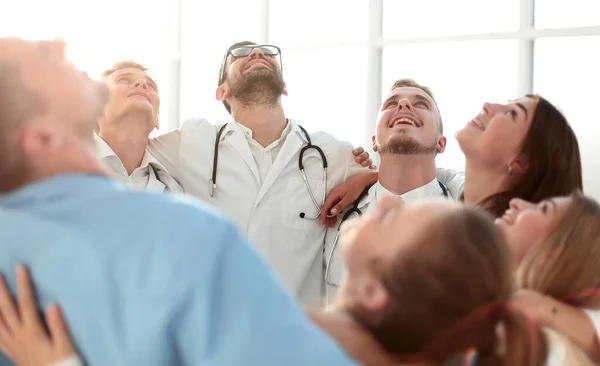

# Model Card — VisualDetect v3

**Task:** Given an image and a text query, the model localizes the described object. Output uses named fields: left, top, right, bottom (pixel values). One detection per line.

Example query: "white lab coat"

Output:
left=96, top=137, right=184, bottom=194
left=323, top=177, right=458, bottom=305
left=147, top=118, right=369, bottom=306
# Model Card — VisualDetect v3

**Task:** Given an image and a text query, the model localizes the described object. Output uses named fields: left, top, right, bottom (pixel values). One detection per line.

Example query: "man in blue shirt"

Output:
left=0, top=37, right=356, bottom=365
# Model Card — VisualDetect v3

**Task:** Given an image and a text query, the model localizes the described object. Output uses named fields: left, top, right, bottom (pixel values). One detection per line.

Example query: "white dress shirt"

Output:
left=96, top=137, right=183, bottom=194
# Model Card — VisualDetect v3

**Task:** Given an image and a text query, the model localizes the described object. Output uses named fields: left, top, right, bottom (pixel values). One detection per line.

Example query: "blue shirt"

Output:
left=0, top=175, right=356, bottom=366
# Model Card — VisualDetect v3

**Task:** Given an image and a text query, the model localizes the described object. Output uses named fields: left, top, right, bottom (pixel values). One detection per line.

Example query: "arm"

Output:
left=436, top=167, right=465, bottom=199
left=147, top=129, right=183, bottom=183
left=511, top=289, right=600, bottom=362
left=320, top=172, right=378, bottom=227
left=0, top=266, right=81, bottom=366
left=173, top=221, right=357, bottom=366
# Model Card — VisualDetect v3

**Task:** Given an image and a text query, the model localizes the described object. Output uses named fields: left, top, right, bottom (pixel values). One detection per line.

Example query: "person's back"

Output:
left=0, top=174, right=356, bottom=365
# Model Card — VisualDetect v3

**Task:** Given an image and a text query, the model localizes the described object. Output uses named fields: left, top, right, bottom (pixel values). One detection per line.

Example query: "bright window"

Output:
left=534, top=36, right=600, bottom=197
left=281, top=47, right=368, bottom=147
left=382, top=0, right=519, bottom=39
left=382, top=40, right=519, bottom=170
left=269, top=0, right=369, bottom=46
left=535, top=0, right=600, bottom=29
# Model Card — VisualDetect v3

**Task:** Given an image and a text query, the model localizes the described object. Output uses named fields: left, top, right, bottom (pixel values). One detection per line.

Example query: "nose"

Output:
left=482, top=102, right=502, bottom=116
left=509, top=198, right=535, bottom=212
left=248, top=47, right=265, bottom=59
left=396, top=98, right=412, bottom=111
left=133, top=78, right=148, bottom=90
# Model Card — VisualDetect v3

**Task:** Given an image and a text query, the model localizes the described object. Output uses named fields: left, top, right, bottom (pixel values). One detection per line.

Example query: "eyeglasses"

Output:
left=218, top=44, right=282, bottom=85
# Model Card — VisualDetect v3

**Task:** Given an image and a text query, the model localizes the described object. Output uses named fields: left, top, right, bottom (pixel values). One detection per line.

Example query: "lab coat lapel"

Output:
left=226, top=123, right=261, bottom=184
left=254, top=129, right=304, bottom=207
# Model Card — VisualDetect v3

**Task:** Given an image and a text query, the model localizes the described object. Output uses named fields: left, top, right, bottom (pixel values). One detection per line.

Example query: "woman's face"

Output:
left=456, top=96, right=538, bottom=169
left=495, top=196, right=572, bottom=266
left=339, top=197, right=457, bottom=281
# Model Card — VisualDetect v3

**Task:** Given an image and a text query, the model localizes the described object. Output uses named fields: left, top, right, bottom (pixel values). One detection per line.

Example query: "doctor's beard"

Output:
left=227, top=68, right=285, bottom=109
left=379, top=135, right=438, bottom=155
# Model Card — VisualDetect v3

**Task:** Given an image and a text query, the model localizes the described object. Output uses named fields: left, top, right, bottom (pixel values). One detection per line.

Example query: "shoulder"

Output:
left=180, top=117, right=213, bottom=131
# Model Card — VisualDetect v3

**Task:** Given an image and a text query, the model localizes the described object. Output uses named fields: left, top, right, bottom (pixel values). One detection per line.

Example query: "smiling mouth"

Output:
left=389, top=117, right=419, bottom=128
left=471, top=117, right=484, bottom=130
left=246, top=61, right=271, bottom=70
left=129, top=93, right=150, bottom=102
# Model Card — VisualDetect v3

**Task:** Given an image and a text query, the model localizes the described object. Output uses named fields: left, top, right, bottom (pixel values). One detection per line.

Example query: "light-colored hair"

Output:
left=517, top=192, right=600, bottom=308
left=101, top=60, right=151, bottom=79
left=390, top=78, right=443, bottom=134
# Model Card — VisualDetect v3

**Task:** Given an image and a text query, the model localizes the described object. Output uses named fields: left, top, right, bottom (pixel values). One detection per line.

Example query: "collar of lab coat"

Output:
left=218, top=118, right=309, bottom=144
left=359, top=177, right=444, bottom=210
left=95, top=137, right=168, bottom=176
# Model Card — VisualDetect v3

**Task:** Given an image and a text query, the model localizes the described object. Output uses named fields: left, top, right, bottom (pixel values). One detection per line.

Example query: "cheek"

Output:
left=508, top=216, right=551, bottom=255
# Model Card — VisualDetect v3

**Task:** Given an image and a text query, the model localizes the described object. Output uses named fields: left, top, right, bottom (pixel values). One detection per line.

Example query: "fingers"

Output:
left=321, top=194, right=342, bottom=224
left=352, top=147, right=364, bottom=156
left=369, top=164, right=377, bottom=170
left=16, top=265, right=41, bottom=332
left=353, top=151, right=372, bottom=167
left=0, top=274, right=19, bottom=333
left=46, top=304, right=75, bottom=355
left=323, top=216, right=338, bottom=228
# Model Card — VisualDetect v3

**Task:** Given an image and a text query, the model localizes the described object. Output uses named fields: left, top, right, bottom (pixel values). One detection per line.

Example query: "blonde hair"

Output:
left=517, top=192, right=600, bottom=308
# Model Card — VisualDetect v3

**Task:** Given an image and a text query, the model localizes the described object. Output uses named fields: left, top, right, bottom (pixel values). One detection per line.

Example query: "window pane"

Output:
left=535, top=0, right=600, bottom=29
left=269, top=0, right=369, bottom=46
left=534, top=36, right=600, bottom=199
left=382, top=40, right=519, bottom=170
left=180, top=0, right=264, bottom=124
left=0, top=0, right=172, bottom=51
left=383, top=0, right=519, bottom=39
left=282, top=47, right=368, bottom=147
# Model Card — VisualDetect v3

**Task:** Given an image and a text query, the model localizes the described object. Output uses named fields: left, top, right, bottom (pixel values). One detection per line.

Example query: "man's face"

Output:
left=101, top=67, right=160, bottom=133
left=2, top=38, right=108, bottom=135
left=374, top=87, right=443, bottom=156
left=221, top=45, right=285, bottom=107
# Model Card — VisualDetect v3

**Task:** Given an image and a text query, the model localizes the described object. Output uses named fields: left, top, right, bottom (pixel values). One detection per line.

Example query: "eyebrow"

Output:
left=115, top=72, right=158, bottom=91
left=516, top=102, right=528, bottom=120
left=382, top=94, right=432, bottom=107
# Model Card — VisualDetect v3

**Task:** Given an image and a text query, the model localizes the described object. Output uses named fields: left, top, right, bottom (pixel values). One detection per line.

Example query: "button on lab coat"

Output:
left=147, top=118, right=369, bottom=306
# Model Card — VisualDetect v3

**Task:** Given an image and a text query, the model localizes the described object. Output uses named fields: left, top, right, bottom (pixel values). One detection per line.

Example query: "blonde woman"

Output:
left=498, top=193, right=600, bottom=364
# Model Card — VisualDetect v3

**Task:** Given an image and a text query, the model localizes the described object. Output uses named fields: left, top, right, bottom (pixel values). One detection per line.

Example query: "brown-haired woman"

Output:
left=455, top=94, right=582, bottom=217
left=497, top=193, right=600, bottom=364
left=0, top=198, right=548, bottom=365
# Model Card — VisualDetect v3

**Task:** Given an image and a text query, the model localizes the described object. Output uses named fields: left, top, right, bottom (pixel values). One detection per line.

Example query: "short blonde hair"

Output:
left=101, top=61, right=150, bottom=79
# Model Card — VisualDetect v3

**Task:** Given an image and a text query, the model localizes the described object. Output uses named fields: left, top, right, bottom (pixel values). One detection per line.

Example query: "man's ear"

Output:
left=372, top=135, right=378, bottom=152
left=21, top=119, right=61, bottom=155
left=216, top=86, right=229, bottom=101
left=436, top=136, right=447, bottom=154
left=282, top=83, right=288, bottom=96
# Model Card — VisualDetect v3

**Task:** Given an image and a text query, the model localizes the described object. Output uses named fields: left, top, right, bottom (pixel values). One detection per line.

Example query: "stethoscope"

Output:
left=209, top=121, right=328, bottom=220
left=324, top=181, right=449, bottom=293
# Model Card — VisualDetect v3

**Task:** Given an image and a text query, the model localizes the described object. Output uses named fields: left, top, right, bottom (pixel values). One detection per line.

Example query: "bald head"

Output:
left=0, top=37, right=109, bottom=193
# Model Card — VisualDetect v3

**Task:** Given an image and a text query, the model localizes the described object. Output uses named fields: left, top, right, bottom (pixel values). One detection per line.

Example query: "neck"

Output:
left=378, top=153, right=437, bottom=195
left=231, top=103, right=287, bottom=147
left=99, top=119, right=149, bottom=175
left=463, top=160, right=508, bottom=206
left=0, top=155, right=106, bottom=195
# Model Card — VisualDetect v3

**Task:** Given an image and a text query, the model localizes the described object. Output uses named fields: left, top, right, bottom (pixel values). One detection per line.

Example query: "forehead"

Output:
left=385, top=86, right=434, bottom=104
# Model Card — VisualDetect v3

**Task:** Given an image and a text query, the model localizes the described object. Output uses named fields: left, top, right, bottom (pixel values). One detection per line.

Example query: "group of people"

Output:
left=0, top=36, right=598, bottom=366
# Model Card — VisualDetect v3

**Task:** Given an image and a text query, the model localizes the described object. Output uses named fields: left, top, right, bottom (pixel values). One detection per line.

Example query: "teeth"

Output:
left=472, top=118, right=484, bottom=129
left=392, top=117, right=417, bottom=127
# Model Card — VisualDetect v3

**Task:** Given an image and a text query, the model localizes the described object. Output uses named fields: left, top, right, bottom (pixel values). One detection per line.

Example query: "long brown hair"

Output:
left=517, top=192, right=600, bottom=308
left=480, top=95, right=582, bottom=218
left=350, top=206, right=547, bottom=365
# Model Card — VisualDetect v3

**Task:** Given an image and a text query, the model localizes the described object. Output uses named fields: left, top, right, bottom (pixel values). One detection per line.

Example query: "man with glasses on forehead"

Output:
left=148, top=41, right=374, bottom=306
